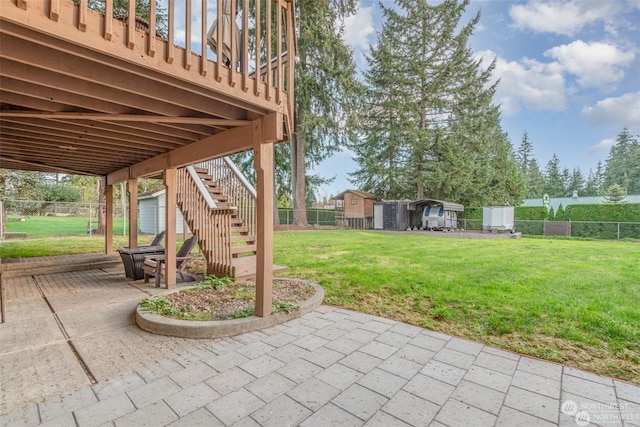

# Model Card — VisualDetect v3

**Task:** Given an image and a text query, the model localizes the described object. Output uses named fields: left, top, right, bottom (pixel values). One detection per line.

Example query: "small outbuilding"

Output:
left=138, top=189, right=188, bottom=235
left=333, top=190, right=377, bottom=228
left=373, top=200, right=412, bottom=231
left=408, top=199, right=464, bottom=230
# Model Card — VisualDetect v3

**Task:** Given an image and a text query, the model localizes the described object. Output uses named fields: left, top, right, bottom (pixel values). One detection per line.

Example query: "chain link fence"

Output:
left=459, top=219, right=640, bottom=240
left=2, top=199, right=638, bottom=240
left=1, top=199, right=129, bottom=238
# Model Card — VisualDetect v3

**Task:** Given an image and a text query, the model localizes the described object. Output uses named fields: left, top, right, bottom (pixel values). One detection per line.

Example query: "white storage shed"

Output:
left=138, top=189, right=187, bottom=235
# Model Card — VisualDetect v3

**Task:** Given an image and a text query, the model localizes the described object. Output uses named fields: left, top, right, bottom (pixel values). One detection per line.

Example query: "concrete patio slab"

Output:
left=1, top=262, right=638, bottom=426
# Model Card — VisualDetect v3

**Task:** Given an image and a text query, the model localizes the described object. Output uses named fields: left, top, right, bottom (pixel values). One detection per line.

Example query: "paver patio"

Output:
left=0, top=265, right=638, bottom=426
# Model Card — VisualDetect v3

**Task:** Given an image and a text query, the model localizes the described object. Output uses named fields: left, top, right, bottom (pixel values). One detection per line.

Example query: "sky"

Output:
left=311, top=0, right=640, bottom=200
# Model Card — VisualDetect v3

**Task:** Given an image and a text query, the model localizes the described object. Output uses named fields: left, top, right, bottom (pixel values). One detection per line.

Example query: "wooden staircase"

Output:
left=176, top=165, right=259, bottom=281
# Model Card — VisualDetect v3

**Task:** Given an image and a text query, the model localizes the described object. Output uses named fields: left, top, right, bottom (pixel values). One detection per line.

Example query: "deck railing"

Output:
left=14, top=0, right=295, bottom=116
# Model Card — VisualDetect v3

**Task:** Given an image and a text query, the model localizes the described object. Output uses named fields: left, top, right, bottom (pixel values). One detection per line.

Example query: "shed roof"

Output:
left=333, top=190, right=377, bottom=200
left=408, top=199, right=464, bottom=212
left=139, top=189, right=166, bottom=200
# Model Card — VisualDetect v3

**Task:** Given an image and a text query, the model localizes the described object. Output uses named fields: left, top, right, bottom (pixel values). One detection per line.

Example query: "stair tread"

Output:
left=231, top=244, right=257, bottom=254
left=231, top=235, right=256, bottom=242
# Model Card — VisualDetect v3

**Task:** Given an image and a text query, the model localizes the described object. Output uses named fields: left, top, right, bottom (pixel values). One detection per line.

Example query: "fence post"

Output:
left=617, top=222, right=620, bottom=240
left=89, top=203, right=93, bottom=236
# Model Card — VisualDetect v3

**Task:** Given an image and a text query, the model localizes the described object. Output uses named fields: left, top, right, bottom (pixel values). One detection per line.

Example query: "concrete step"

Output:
left=0, top=254, right=122, bottom=278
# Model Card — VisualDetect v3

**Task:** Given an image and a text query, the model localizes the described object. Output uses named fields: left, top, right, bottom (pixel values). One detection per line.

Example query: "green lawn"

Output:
left=1, top=229, right=638, bottom=383
left=4, top=215, right=130, bottom=238
left=273, top=231, right=640, bottom=383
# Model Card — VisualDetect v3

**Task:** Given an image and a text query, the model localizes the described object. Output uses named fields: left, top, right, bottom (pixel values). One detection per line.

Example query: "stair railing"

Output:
left=177, top=167, right=235, bottom=277
left=195, top=157, right=256, bottom=236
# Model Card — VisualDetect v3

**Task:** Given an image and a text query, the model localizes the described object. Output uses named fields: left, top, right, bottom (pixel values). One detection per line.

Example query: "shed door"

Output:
left=373, top=205, right=383, bottom=229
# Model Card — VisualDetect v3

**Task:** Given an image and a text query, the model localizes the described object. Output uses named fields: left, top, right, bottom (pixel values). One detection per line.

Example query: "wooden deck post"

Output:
left=164, top=168, right=177, bottom=288
left=253, top=120, right=274, bottom=317
left=128, top=178, right=138, bottom=249
left=105, top=183, right=114, bottom=254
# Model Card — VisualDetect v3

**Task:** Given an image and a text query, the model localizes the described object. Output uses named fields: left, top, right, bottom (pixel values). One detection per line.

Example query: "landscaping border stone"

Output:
left=135, top=278, right=324, bottom=339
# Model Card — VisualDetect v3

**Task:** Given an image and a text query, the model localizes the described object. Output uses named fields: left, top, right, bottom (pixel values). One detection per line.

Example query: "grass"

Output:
left=273, top=230, right=640, bottom=383
left=4, top=215, right=129, bottom=238
left=1, top=228, right=638, bottom=383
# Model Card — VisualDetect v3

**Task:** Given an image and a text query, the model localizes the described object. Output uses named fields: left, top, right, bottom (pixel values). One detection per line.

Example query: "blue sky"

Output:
left=311, top=0, right=640, bottom=200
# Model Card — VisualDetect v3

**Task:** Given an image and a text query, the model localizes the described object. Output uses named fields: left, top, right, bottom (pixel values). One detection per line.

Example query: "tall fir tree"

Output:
left=289, top=0, right=361, bottom=225
left=604, top=128, right=640, bottom=194
left=516, top=131, right=533, bottom=173
left=352, top=0, right=524, bottom=205
left=544, top=154, right=564, bottom=197
left=232, top=0, right=361, bottom=223
left=525, top=158, right=546, bottom=198
left=568, top=167, right=584, bottom=196
left=349, top=31, right=413, bottom=199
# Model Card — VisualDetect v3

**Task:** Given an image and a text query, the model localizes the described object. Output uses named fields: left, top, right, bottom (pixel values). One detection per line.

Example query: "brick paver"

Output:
left=2, top=267, right=639, bottom=426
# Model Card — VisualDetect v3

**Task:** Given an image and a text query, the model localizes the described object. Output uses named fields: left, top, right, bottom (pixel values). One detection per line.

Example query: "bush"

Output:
left=564, top=203, right=640, bottom=222
left=514, top=206, right=548, bottom=220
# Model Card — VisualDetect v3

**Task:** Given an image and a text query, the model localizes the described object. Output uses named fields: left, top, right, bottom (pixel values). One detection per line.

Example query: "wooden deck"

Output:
left=0, top=0, right=294, bottom=178
left=1, top=0, right=294, bottom=313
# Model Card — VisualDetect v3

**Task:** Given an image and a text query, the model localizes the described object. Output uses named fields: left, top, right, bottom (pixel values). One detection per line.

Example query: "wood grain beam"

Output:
left=0, top=111, right=251, bottom=126
left=108, top=124, right=255, bottom=184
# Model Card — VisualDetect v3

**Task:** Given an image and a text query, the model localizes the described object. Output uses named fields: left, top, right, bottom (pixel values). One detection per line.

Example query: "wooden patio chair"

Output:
left=117, top=231, right=166, bottom=280
left=143, top=235, right=199, bottom=287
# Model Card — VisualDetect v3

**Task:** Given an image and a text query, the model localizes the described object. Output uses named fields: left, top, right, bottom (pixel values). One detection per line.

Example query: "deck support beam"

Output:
left=253, top=113, right=281, bottom=317
left=107, top=124, right=255, bottom=185
left=164, top=168, right=177, bottom=288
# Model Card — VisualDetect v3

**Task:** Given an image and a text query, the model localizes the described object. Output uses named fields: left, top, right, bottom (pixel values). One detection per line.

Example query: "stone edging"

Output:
left=135, top=279, right=325, bottom=339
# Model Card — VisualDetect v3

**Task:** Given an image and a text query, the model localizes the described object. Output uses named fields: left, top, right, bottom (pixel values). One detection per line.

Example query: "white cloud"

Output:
left=545, top=41, right=635, bottom=89
left=509, top=0, right=625, bottom=36
left=477, top=50, right=566, bottom=115
left=589, top=138, right=617, bottom=154
left=344, top=3, right=375, bottom=51
left=582, top=91, right=640, bottom=133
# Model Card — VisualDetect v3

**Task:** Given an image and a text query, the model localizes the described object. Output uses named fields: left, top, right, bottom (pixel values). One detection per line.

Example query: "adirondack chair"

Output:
left=117, top=231, right=166, bottom=280
left=143, top=235, right=199, bottom=287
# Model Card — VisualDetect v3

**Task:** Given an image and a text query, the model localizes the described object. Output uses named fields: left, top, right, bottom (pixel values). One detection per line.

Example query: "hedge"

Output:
left=563, top=203, right=640, bottom=222
left=462, top=204, right=640, bottom=222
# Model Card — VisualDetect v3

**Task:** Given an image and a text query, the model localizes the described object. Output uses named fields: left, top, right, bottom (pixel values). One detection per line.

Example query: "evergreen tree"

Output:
left=568, top=167, right=584, bottom=197
left=584, top=168, right=599, bottom=196
left=349, top=31, right=413, bottom=199
left=525, top=158, right=545, bottom=198
left=289, top=0, right=361, bottom=225
left=604, top=183, right=626, bottom=203
left=560, top=167, right=571, bottom=197
left=583, top=160, right=606, bottom=196
left=544, top=154, right=564, bottom=197
left=352, top=0, right=524, bottom=205
left=604, top=128, right=640, bottom=194
left=516, top=131, right=533, bottom=173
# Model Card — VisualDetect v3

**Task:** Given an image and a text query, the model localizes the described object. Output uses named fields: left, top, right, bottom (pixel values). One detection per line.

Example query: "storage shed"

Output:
left=139, top=189, right=187, bottom=235
left=333, top=190, right=377, bottom=228
left=373, top=201, right=412, bottom=231
left=408, top=199, right=464, bottom=230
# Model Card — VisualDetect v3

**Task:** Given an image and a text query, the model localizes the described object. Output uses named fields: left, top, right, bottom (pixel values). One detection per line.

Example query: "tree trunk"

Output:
left=291, top=133, right=308, bottom=226
left=96, top=177, right=106, bottom=235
